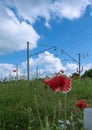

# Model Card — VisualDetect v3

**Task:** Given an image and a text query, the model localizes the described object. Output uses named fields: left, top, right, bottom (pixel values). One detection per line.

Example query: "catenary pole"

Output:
left=27, top=41, right=30, bottom=80
left=16, top=64, right=18, bottom=81
left=78, top=53, right=81, bottom=78
left=36, top=66, right=38, bottom=79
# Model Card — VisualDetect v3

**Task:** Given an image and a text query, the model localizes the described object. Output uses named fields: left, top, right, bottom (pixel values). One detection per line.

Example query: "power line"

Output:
left=27, top=41, right=88, bottom=79
left=30, top=46, right=57, bottom=56
left=60, top=20, right=92, bottom=53
left=27, top=42, right=57, bottom=80
left=62, top=20, right=92, bottom=45
left=60, top=49, right=88, bottom=78
left=65, top=32, right=92, bottom=52
left=60, top=49, right=78, bottom=64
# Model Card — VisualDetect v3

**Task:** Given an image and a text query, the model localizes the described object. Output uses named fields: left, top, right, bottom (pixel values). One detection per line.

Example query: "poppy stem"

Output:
left=44, top=86, right=47, bottom=127
left=64, top=93, right=67, bottom=130
left=44, top=86, right=47, bottom=115
left=35, top=95, right=43, bottom=129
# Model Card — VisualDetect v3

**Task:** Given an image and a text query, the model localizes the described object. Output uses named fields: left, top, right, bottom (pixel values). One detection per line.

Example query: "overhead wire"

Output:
left=61, top=19, right=92, bottom=53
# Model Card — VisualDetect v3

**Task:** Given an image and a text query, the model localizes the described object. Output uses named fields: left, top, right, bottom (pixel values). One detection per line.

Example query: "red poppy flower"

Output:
left=13, top=70, right=16, bottom=72
left=44, top=75, right=71, bottom=93
left=60, top=70, right=64, bottom=73
left=75, top=99, right=88, bottom=110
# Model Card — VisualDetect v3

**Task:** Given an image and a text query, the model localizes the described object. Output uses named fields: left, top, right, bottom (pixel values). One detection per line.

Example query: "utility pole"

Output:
left=60, top=49, right=83, bottom=78
left=77, top=53, right=83, bottom=79
left=60, top=49, right=78, bottom=64
left=78, top=53, right=81, bottom=77
left=27, top=41, right=30, bottom=81
left=16, top=64, right=18, bottom=81
left=36, top=66, right=38, bottom=79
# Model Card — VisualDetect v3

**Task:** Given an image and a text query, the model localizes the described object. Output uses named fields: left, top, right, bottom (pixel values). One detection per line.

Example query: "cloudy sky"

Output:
left=0, top=0, right=92, bottom=80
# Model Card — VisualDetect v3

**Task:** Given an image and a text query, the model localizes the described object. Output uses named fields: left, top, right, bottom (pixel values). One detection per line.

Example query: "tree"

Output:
left=82, top=68, right=92, bottom=78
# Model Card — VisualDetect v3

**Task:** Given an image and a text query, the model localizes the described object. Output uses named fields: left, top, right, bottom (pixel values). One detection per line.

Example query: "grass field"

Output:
left=0, top=78, right=92, bottom=130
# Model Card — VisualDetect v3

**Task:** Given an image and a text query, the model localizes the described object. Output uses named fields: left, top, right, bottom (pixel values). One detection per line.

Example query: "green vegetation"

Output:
left=0, top=78, right=92, bottom=130
left=82, top=68, right=92, bottom=78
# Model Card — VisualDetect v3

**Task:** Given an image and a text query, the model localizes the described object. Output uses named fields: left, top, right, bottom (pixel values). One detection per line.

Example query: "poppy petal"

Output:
left=75, top=99, right=88, bottom=109
left=44, top=75, right=71, bottom=93
left=44, top=77, right=59, bottom=92
left=59, top=76, right=71, bottom=93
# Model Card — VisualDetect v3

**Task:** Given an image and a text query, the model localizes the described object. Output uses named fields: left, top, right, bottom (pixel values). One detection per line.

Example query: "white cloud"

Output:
left=37, top=51, right=63, bottom=71
left=21, top=51, right=64, bottom=78
left=0, top=54, right=92, bottom=80
left=51, top=0, right=90, bottom=20
left=83, top=63, right=92, bottom=71
left=0, top=63, right=15, bottom=80
left=21, top=51, right=79, bottom=78
left=0, top=0, right=92, bottom=54
left=0, top=51, right=63, bottom=80
left=0, top=0, right=92, bottom=79
left=3, top=0, right=91, bottom=28
left=65, top=63, right=78, bottom=76
left=0, top=63, right=27, bottom=81
left=5, top=0, right=92, bottom=22
left=24, top=51, right=63, bottom=70
left=21, top=56, right=92, bottom=78
left=0, top=1, right=40, bottom=54
left=4, top=0, right=51, bottom=25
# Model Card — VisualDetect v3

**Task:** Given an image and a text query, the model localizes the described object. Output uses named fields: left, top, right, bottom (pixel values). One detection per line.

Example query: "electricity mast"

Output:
left=27, top=41, right=30, bottom=81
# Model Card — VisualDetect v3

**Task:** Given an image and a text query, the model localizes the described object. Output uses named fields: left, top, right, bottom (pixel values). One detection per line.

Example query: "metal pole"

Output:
left=36, top=66, right=38, bottom=79
left=27, top=41, right=30, bottom=80
left=16, top=64, right=18, bottom=81
left=78, top=53, right=81, bottom=78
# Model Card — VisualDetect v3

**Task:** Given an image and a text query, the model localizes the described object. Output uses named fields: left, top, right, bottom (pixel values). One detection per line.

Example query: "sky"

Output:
left=0, top=0, right=92, bottom=80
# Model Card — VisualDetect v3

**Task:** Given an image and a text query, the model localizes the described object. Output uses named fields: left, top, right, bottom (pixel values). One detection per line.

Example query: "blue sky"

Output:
left=0, top=0, right=92, bottom=80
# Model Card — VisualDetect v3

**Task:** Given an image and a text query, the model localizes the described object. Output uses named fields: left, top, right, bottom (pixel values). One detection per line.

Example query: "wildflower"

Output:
left=66, top=120, right=71, bottom=125
left=58, top=120, right=64, bottom=123
left=13, top=69, right=16, bottom=72
left=44, top=75, right=71, bottom=93
left=75, top=99, right=88, bottom=110
left=61, top=124, right=65, bottom=129
left=60, top=70, right=64, bottom=73
left=55, top=70, right=64, bottom=76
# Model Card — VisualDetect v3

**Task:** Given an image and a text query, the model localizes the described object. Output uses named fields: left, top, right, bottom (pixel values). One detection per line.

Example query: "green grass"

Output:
left=0, top=78, right=92, bottom=130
